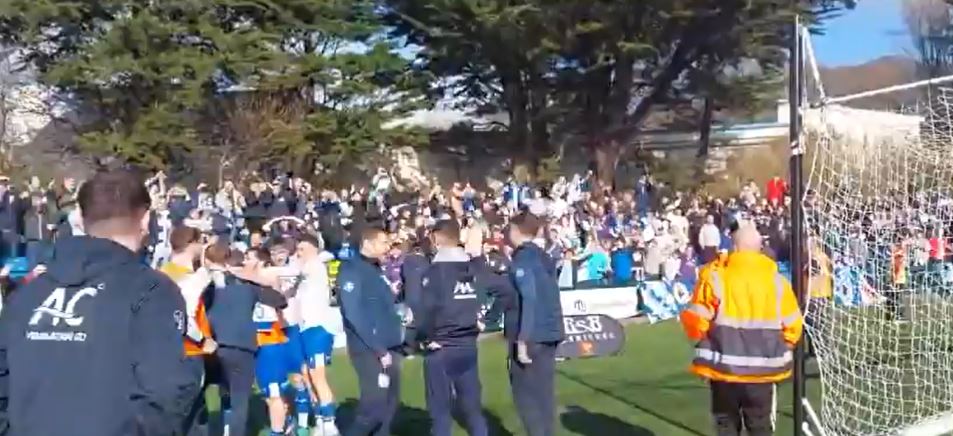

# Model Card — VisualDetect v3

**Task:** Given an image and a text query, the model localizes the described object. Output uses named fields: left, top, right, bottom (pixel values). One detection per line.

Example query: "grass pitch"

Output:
left=204, top=321, right=817, bottom=435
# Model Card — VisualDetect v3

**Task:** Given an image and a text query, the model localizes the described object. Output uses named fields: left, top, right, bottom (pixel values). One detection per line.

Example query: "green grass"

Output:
left=204, top=320, right=821, bottom=435
left=809, top=293, right=953, bottom=435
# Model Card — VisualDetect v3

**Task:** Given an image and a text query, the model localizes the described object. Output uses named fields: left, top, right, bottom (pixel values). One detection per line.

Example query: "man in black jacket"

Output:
left=338, top=228, right=404, bottom=436
left=507, top=212, right=565, bottom=436
left=0, top=169, right=200, bottom=436
left=415, top=220, right=492, bottom=436
left=205, top=243, right=287, bottom=436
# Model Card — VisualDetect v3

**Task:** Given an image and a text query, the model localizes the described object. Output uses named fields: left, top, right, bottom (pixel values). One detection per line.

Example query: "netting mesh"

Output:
left=805, top=90, right=953, bottom=436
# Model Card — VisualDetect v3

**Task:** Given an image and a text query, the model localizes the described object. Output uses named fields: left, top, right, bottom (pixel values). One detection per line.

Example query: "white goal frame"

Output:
left=795, top=22, right=953, bottom=436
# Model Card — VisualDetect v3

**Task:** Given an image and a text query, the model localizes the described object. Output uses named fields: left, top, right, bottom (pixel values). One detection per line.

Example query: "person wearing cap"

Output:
left=680, top=222, right=803, bottom=436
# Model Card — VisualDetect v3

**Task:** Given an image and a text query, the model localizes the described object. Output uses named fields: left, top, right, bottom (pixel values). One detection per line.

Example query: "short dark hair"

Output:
left=248, top=247, right=271, bottom=265
left=511, top=211, right=542, bottom=238
left=227, top=249, right=244, bottom=267
left=204, top=241, right=231, bottom=265
left=78, top=169, right=151, bottom=229
left=432, top=219, right=460, bottom=242
left=361, top=227, right=387, bottom=244
left=170, top=226, right=202, bottom=253
left=298, top=232, right=323, bottom=250
left=268, top=236, right=295, bottom=252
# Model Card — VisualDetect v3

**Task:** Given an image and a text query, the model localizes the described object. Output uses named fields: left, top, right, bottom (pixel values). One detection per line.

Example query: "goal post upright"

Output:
left=789, top=13, right=808, bottom=436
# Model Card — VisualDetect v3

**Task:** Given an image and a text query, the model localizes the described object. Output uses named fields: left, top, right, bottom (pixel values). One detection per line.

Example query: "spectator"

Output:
left=610, top=238, right=634, bottom=285
left=698, top=215, right=721, bottom=263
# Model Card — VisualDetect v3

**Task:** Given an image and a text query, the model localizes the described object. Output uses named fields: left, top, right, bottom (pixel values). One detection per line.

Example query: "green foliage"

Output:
left=0, top=0, right=427, bottom=173
left=383, top=0, right=853, bottom=181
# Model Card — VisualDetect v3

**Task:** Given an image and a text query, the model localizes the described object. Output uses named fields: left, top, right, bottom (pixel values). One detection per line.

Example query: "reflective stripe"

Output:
left=781, top=310, right=802, bottom=326
left=695, top=348, right=793, bottom=369
left=696, top=268, right=793, bottom=377
left=714, top=316, right=782, bottom=330
left=687, top=303, right=714, bottom=319
left=701, top=325, right=789, bottom=358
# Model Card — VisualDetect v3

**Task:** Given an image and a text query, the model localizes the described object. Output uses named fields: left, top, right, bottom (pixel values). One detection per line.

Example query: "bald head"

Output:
left=733, top=223, right=763, bottom=252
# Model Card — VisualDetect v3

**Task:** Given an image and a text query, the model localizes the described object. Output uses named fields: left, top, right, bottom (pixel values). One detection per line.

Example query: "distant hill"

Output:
left=819, top=55, right=920, bottom=110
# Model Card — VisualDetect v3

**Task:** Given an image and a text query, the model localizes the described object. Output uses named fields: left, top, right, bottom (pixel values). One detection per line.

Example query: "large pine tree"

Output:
left=0, top=0, right=425, bottom=174
left=384, top=0, right=853, bottom=185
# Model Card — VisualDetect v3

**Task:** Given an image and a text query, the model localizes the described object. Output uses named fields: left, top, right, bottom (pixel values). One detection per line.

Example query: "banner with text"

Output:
left=557, top=314, right=626, bottom=359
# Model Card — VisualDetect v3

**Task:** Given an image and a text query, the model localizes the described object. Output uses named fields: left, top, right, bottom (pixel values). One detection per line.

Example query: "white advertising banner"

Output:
left=560, top=286, right=641, bottom=320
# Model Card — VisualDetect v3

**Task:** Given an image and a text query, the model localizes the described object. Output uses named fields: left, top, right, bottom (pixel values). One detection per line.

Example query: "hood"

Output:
left=44, top=236, right=140, bottom=287
left=432, top=246, right=469, bottom=263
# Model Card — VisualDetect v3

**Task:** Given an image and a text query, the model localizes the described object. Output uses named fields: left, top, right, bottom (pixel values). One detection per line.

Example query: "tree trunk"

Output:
left=697, top=96, right=714, bottom=158
left=592, top=139, right=620, bottom=190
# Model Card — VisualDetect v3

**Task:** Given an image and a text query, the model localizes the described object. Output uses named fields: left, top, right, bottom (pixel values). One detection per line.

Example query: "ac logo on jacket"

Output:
left=453, top=281, right=476, bottom=300
left=30, top=286, right=100, bottom=327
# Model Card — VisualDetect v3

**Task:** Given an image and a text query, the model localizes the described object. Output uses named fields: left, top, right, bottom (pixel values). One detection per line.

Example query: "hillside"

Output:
left=818, top=55, right=920, bottom=110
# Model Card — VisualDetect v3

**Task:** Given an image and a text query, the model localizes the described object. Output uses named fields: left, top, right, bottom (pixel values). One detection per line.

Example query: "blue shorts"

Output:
left=283, top=326, right=306, bottom=373
left=302, top=326, right=335, bottom=368
left=255, top=343, right=287, bottom=398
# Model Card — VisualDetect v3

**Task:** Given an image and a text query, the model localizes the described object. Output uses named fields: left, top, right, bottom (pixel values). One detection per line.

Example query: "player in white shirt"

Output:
left=263, top=239, right=312, bottom=432
left=295, top=234, right=340, bottom=436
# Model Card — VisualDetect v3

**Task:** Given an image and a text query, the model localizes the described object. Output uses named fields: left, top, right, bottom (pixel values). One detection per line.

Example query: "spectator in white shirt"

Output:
left=698, top=215, right=721, bottom=263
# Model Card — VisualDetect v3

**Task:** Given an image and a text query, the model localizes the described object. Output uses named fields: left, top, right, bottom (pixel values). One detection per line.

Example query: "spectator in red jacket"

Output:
left=766, top=176, right=788, bottom=207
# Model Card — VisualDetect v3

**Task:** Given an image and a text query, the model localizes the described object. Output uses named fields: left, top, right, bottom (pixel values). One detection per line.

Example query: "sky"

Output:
left=812, top=0, right=910, bottom=67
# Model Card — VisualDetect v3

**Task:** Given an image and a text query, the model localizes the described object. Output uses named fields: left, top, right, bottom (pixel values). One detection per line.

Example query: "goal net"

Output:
left=804, top=85, right=953, bottom=435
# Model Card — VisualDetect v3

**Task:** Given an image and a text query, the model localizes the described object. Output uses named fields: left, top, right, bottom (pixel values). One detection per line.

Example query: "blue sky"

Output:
left=812, top=0, right=909, bottom=66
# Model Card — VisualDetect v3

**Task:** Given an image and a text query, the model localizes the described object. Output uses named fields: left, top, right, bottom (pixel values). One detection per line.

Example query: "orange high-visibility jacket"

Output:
left=162, top=263, right=214, bottom=357
left=680, top=250, right=804, bottom=383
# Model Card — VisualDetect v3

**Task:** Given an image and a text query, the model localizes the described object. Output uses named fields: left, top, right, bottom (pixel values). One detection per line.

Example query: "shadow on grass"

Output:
left=335, top=399, right=514, bottom=436
left=561, top=405, right=656, bottom=436
left=557, top=369, right=706, bottom=436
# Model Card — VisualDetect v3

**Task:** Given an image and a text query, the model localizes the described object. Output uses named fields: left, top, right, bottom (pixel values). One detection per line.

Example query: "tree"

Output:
left=903, top=0, right=953, bottom=79
left=0, top=0, right=426, bottom=175
left=384, top=0, right=851, bottom=185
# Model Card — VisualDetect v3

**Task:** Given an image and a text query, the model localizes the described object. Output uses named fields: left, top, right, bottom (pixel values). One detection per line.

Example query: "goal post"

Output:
left=794, top=21, right=953, bottom=436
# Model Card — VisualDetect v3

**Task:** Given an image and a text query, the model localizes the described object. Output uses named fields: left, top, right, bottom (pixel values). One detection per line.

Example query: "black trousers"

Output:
left=181, top=356, right=208, bottom=436
left=710, top=381, right=776, bottom=436
left=345, top=350, right=402, bottom=436
left=217, top=347, right=256, bottom=436
left=424, top=346, right=487, bottom=436
left=509, top=342, right=558, bottom=436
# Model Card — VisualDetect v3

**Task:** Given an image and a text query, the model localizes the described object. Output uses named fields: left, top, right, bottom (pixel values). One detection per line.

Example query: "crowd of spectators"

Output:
left=0, top=168, right=795, bottom=300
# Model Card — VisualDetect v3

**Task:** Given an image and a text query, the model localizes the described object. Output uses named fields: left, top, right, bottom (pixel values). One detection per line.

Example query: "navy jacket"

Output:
left=168, top=198, right=192, bottom=226
left=0, top=237, right=198, bottom=436
left=207, top=275, right=286, bottom=352
left=0, top=192, right=21, bottom=234
left=415, top=248, right=508, bottom=348
left=267, top=189, right=297, bottom=218
left=244, top=191, right=272, bottom=219
left=337, top=256, right=403, bottom=356
left=510, top=242, right=565, bottom=344
left=400, top=252, right=429, bottom=313
left=210, top=213, right=231, bottom=238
